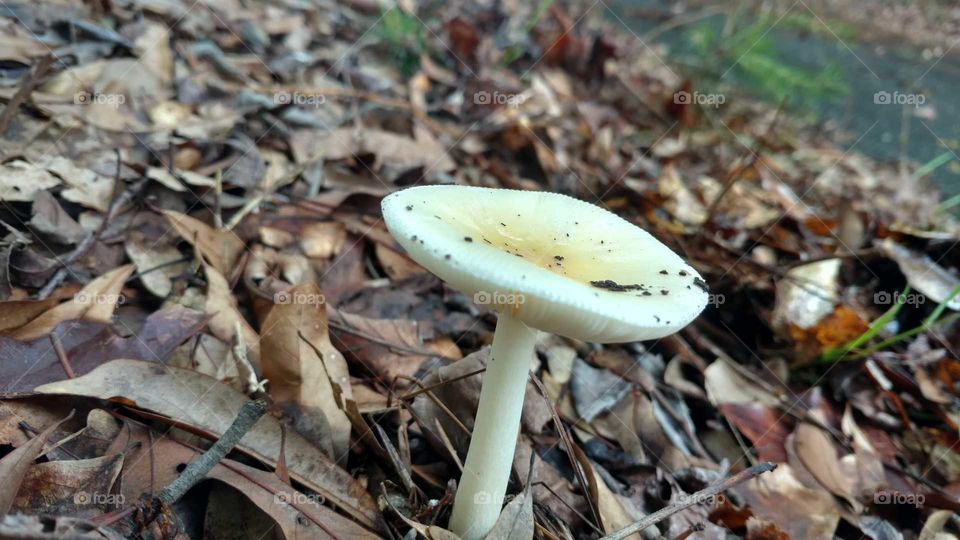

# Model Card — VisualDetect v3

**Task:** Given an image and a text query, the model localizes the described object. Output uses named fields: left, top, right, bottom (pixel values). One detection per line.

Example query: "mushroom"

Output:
left=381, top=186, right=708, bottom=539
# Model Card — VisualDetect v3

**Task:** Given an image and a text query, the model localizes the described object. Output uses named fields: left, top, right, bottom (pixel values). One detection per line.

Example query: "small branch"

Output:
left=158, top=399, right=268, bottom=504
left=599, top=462, right=777, bottom=540
left=0, top=54, right=54, bottom=137
left=38, top=177, right=147, bottom=299
left=49, top=333, right=75, bottom=378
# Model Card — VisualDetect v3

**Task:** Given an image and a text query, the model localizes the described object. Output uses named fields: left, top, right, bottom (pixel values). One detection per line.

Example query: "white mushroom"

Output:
left=382, top=186, right=708, bottom=539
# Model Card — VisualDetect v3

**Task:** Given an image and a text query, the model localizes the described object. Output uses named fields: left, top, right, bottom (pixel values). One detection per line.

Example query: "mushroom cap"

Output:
left=382, top=186, right=709, bottom=343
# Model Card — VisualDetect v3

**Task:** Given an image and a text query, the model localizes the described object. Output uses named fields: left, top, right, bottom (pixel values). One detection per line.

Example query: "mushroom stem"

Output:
left=448, top=311, right=538, bottom=540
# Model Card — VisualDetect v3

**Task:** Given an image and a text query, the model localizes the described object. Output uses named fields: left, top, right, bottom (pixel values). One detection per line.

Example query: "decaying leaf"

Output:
left=164, top=210, right=245, bottom=276
left=34, top=359, right=384, bottom=531
left=204, top=263, right=261, bottom=368
left=6, top=265, right=134, bottom=341
left=261, top=282, right=353, bottom=459
left=880, top=238, right=960, bottom=310
left=0, top=411, right=73, bottom=514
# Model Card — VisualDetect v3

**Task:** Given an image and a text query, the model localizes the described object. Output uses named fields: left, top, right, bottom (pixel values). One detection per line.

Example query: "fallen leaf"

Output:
left=204, top=263, right=261, bottom=369
left=410, top=347, right=551, bottom=457
left=0, top=307, right=205, bottom=395
left=773, top=259, right=841, bottom=331
left=739, top=464, right=840, bottom=539
left=0, top=298, right=60, bottom=332
left=880, top=238, right=960, bottom=310
left=375, top=242, right=424, bottom=280
left=0, top=411, right=72, bottom=514
left=6, top=264, right=134, bottom=341
left=301, top=221, right=347, bottom=259
left=261, top=282, right=352, bottom=459
left=164, top=210, right=245, bottom=276
left=291, top=127, right=456, bottom=173
left=486, top=480, right=534, bottom=540
left=124, top=231, right=187, bottom=297
left=105, top=423, right=375, bottom=538
left=13, top=454, right=123, bottom=516
left=34, top=359, right=384, bottom=531
left=30, top=190, right=84, bottom=245
left=0, top=160, right=60, bottom=202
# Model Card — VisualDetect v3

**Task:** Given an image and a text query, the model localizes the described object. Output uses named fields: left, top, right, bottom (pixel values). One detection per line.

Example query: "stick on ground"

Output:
left=599, top=462, right=777, bottom=540
left=158, top=399, right=268, bottom=504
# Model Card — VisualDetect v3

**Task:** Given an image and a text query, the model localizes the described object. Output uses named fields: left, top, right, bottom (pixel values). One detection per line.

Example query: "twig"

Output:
left=0, top=54, right=54, bottom=137
left=157, top=399, right=268, bottom=503
left=37, top=176, right=147, bottom=299
left=49, top=333, right=75, bottom=379
left=233, top=320, right=265, bottom=396
left=599, top=462, right=777, bottom=540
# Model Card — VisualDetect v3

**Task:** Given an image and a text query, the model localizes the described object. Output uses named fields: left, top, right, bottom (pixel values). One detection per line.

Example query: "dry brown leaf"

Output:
left=124, top=231, right=186, bottom=297
left=204, top=263, right=261, bottom=368
left=0, top=161, right=60, bottom=202
left=30, top=190, right=84, bottom=245
left=35, top=359, right=384, bottom=531
left=0, top=298, right=60, bottom=332
left=261, top=282, right=352, bottom=459
left=43, top=157, right=115, bottom=213
left=291, top=127, right=456, bottom=172
left=791, top=422, right=856, bottom=501
left=375, top=242, right=425, bottom=280
left=486, top=481, right=534, bottom=540
left=6, top=264, right=134, bottom=341
left=104, top=423, right=375, bottom=538
left=574, top=444, right=642, bottom=538
left=0, top=411, right=72, bottom=514
left=208, top=459, right=377, bottom=539
left=13, top=454, right=123, bottom=516
left=739, top=464, right=840, bottom=539
left=301, top=221, right=347, bottom=259
left=164, top=210, right=244, bottom=276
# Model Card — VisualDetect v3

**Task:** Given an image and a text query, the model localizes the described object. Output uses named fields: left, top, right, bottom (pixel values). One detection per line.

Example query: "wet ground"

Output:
left=608, top=0, right=960, bottom=199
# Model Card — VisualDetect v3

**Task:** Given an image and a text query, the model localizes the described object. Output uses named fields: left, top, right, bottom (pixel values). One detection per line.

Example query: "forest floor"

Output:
left=0, top=0, right=958, bottom=538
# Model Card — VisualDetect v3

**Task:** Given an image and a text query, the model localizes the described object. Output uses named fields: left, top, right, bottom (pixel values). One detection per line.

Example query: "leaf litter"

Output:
left=0, top=0, right=957, bottom=538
